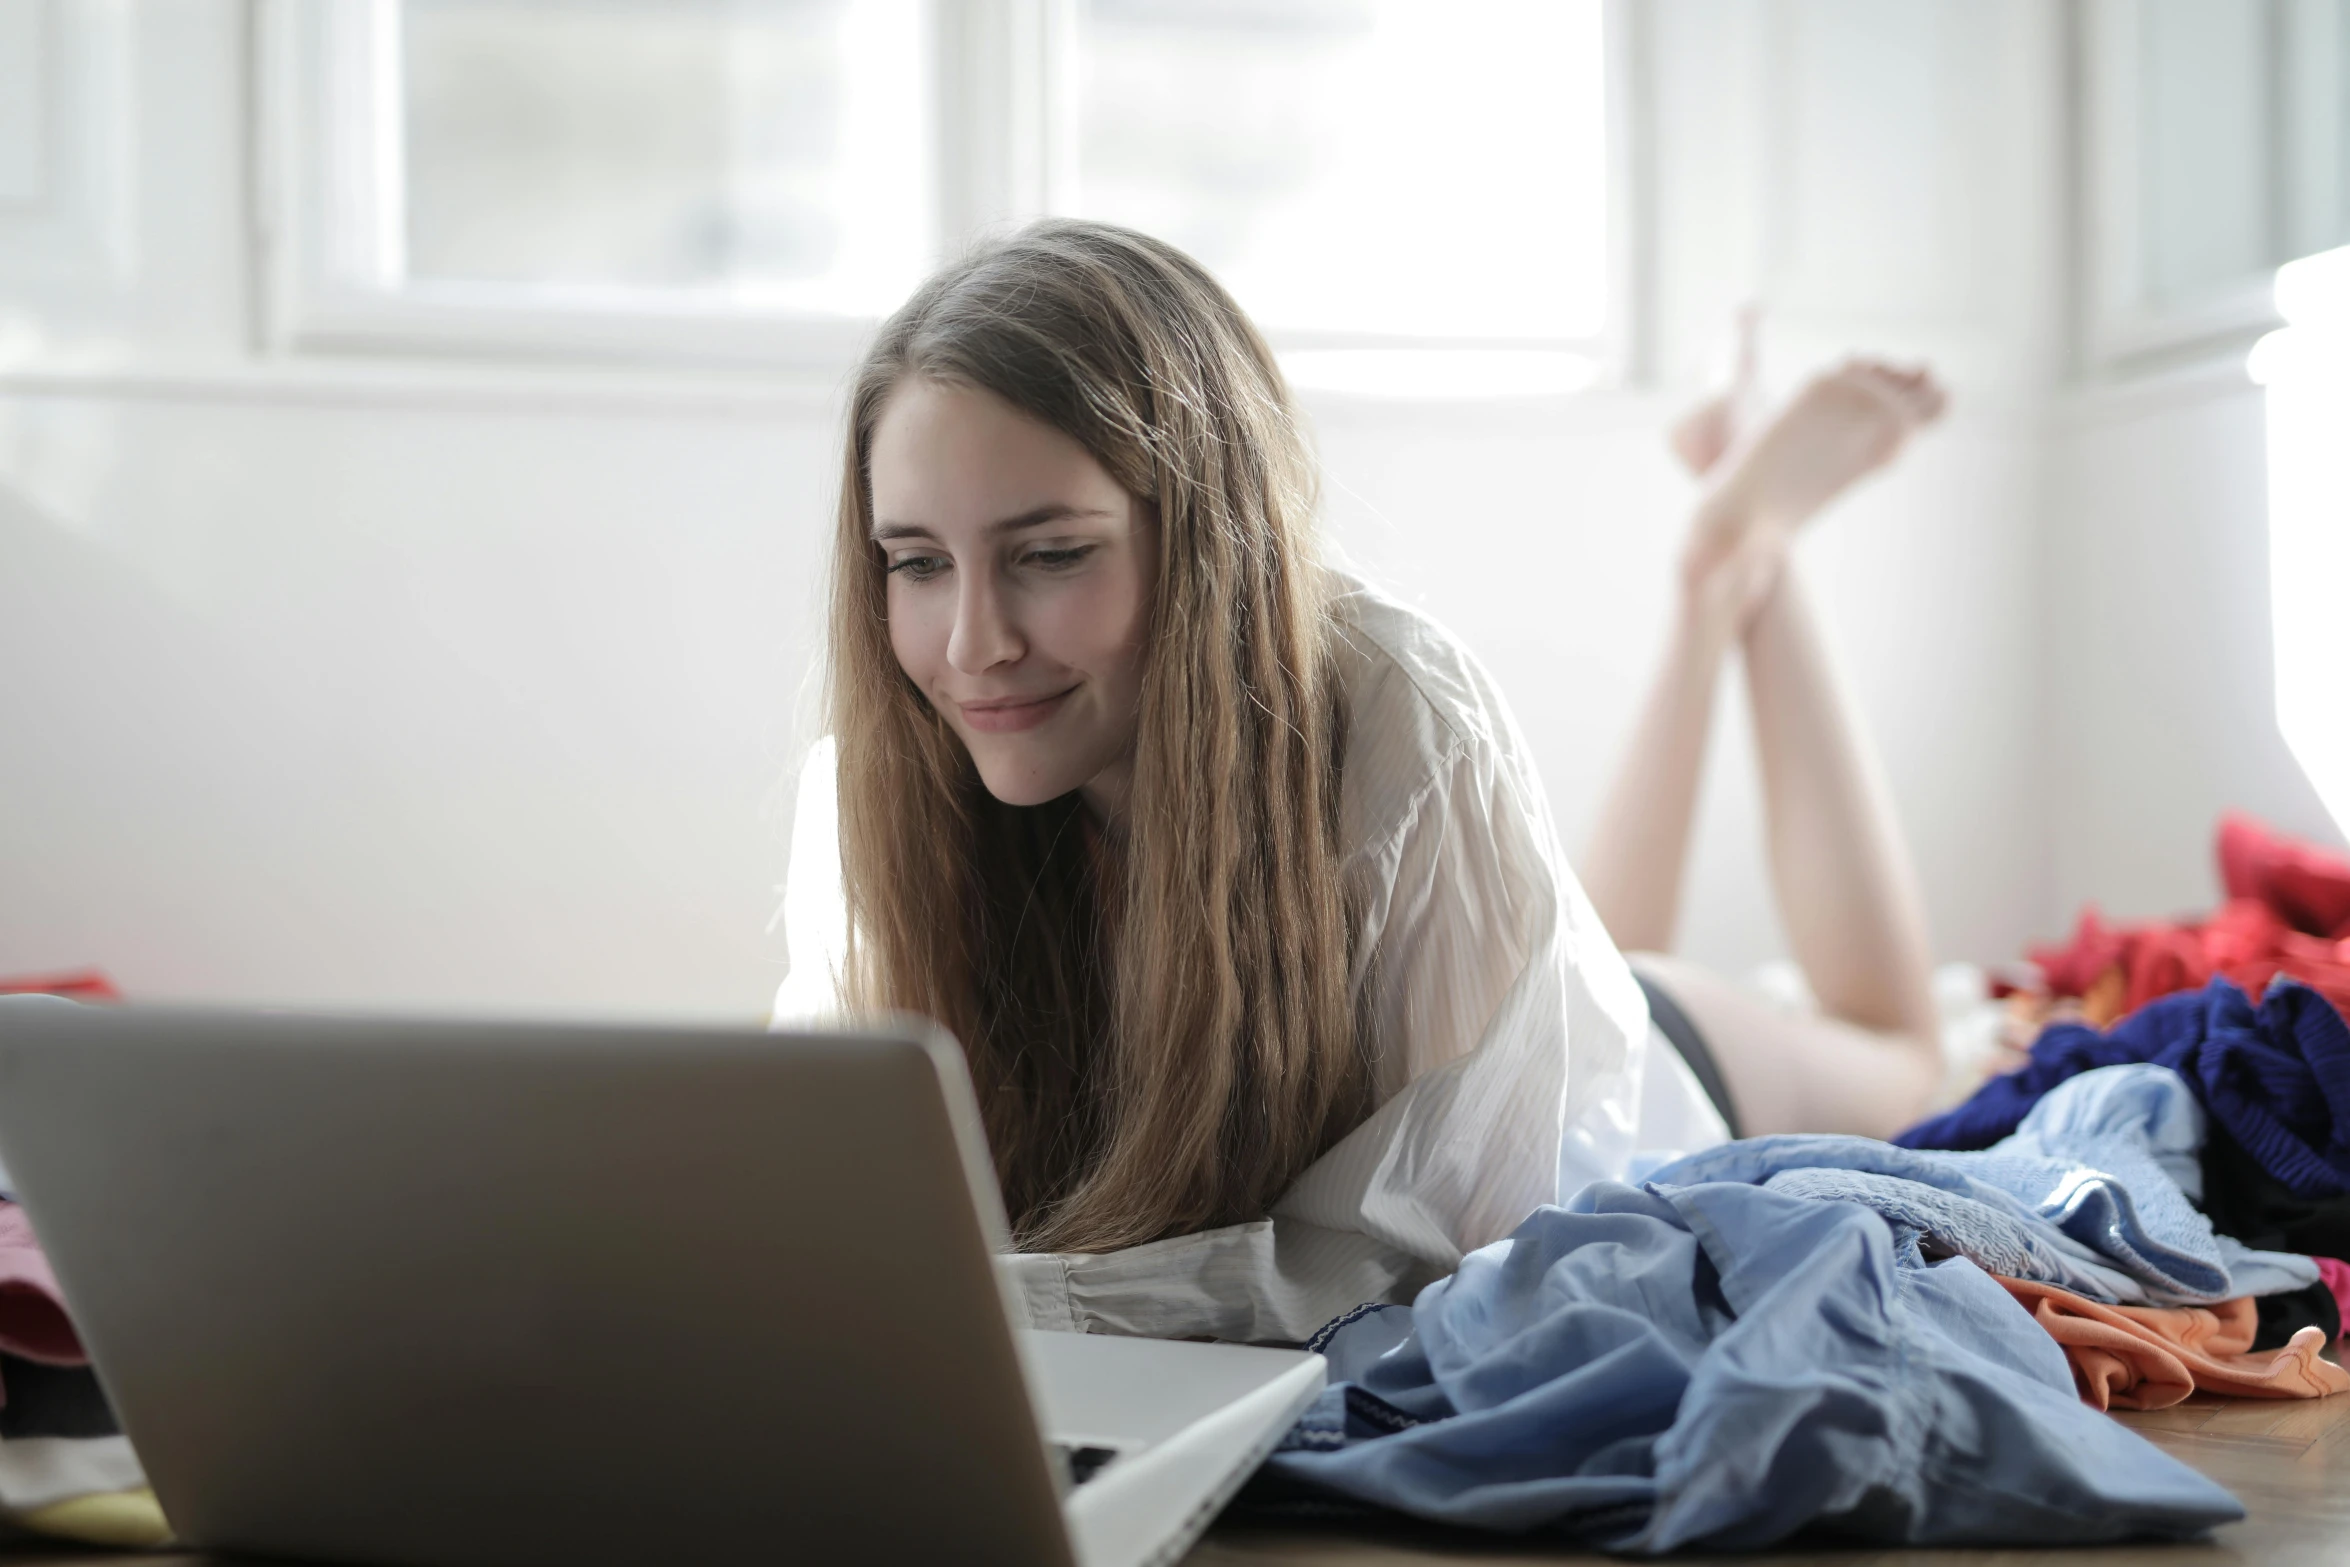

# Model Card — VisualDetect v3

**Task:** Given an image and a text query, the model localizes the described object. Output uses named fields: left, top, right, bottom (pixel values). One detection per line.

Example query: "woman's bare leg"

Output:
left=1578, top=588, right=1740, bottom=954
left=1741, top=566, right=1937, bottom=1047
left=1626, top=950, right=1935, bottom=1137
left=1580, top=318, right=1763, bottom=952
left=1587, top=354, right=1948, bottom=1137
left=1645, top=561, right=1940, bottom=1138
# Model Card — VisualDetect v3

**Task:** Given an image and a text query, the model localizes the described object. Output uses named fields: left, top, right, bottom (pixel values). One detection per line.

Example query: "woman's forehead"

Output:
left=869, top=379, right=1136, bottom=537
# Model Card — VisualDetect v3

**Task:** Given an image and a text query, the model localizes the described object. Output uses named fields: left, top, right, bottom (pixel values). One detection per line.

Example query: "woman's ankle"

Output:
left=1679, top=502, right=1786, bottom=644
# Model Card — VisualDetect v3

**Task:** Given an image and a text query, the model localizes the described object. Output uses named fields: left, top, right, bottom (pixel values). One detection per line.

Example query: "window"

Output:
left=265, top=0, right=930, bottom=365
left=0, top=0, right=130, bottom=288
left=1068, top=0, right=1609, bottom=346
left=2084, top=0, right=2350, bottom=368
left=265, top=0, right=1622, bottom=383
left=400, top=0, right=931, bottom=314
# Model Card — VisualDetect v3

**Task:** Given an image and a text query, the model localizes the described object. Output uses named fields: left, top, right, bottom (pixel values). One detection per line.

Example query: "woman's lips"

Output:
left=956, top=687, right=1075, bottom=733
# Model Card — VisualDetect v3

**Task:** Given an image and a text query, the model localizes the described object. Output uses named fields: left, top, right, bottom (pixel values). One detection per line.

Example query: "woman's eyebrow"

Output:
left=871, top=504, right=1116, bottom=543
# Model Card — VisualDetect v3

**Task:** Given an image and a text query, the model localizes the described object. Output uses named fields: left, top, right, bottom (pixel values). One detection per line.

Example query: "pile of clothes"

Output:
left=1243, top=970, right=2350, bottom=1552
left=2008, top=812, right=2350, bottom=1026
left=1905, top=814, right=2350, bottom=1363
left=0, top=1204, right=167, bottom=1546
left=0, top=972, right=169, bottom=1548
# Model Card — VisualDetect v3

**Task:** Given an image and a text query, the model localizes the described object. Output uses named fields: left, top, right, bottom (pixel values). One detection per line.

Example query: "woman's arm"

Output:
left=1278, top=725, right=1652, bottom=1262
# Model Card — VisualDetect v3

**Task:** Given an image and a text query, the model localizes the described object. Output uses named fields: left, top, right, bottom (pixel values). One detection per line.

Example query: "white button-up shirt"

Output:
left=776, top=573, right=1727, bottom=1342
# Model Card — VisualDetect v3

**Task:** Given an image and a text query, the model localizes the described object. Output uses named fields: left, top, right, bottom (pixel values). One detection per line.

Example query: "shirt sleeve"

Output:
left=770, top=736, right=848, bottom=1027
left=1271, top=730, right=1651, bottom=1265
left=998, top=1217, right=1442, bottom=1343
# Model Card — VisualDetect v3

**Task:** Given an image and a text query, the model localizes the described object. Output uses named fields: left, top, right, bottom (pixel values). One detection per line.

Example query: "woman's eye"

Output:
left=1023, top=545, right=1095, bottom=571
left=887, top=554, right=949, bottom=582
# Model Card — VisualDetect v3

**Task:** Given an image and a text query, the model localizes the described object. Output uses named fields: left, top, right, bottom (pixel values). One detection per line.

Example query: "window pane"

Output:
left=2136, top=0, right=2272, bottom=305
left=399, top=0, right=931, bottom=315
left=1070, top=0, right=1608, bottom=340
left=0, top=2, right=42, bottom=205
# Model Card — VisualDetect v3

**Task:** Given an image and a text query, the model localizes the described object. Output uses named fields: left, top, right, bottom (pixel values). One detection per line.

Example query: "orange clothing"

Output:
left=1994, top=1276, right=2350, bottom=1411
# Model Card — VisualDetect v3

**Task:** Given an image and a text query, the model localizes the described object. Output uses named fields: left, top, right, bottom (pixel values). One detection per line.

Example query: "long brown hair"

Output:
left=825, top=219, right=1366, bottom=1253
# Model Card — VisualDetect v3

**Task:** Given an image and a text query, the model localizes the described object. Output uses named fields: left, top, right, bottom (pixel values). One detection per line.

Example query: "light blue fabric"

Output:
left=1256, top=1179, right=2241, bottom=1550
left=1647, top=1064, right=2316, bottom=1305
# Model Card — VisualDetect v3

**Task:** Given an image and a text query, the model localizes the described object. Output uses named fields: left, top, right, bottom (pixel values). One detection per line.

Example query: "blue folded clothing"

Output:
left=1646, top=1064, right=2316, bottom=1305
left=1256, top=1180, right=2241, bottom=1550
left=1897, top=976, right=2350, bottom=1199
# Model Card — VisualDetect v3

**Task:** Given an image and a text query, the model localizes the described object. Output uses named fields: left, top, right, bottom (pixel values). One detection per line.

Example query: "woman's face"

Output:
left=869, top=377, right=1156, bottom=817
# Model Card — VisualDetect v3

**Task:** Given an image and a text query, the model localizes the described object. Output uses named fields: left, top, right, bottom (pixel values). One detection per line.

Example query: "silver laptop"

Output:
left=0, top=1002, right=1323, bottom=1567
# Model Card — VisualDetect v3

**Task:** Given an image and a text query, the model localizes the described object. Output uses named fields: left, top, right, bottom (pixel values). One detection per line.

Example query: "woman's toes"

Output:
left=1903, top=374, right=1948, bottom=424
left=1670, top=394, right=1737, bottom=476
left=1845, top=362, right=1946, bottom=427
left=1794, top=366, right=1901, bottom=431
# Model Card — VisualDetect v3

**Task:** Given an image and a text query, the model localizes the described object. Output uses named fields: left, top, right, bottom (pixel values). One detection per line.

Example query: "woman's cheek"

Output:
left=1104, top=555, right=1154, bottom=661
left=885, top=584, right=941, bottom=685
left=1056, top=588, right=1130, bottom=670
left=1054, top=556, right=1141, bottom=653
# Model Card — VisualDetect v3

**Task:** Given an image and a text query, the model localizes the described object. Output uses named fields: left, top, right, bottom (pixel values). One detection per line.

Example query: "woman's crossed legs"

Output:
left=1581, top=328, right=1947, bottom=1139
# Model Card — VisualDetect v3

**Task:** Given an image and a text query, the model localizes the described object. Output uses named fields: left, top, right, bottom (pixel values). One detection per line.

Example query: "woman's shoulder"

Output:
left=1327, top=568, right=1532, bottom=859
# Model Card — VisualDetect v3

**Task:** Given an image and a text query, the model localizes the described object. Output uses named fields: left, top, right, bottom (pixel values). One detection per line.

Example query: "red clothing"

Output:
left=2319, top=1257, right=2350, bottom=1336
left=0, top=977, right=110, bottom=1375
left=2008, top=815, right=2350, bottom=1025
left=0, top=1204, right=86, bottom=1368
left=2220, top=810, right=2350, bottom=938
left=0, top=971, right=119, bottom=1004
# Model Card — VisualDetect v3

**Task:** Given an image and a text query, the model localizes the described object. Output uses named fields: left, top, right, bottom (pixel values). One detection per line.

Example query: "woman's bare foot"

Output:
left=1680, top=359, right=1946, bottom=628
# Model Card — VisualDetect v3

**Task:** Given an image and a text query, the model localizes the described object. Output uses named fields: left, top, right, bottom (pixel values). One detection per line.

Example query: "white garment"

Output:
left=775, top=573, right=1727, bottom=1341
left=0, top=1437, right=145, bottom=1512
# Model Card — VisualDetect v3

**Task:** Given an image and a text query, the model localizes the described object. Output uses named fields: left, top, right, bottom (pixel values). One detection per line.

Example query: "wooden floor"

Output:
left=1191, top=1391, right=2350, bottom=1567
left=0, top=1391, right=2340, bottom=1564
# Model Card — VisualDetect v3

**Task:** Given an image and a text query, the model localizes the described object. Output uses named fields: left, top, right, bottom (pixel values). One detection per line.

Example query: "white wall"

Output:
left=2041, top=368, right=2348, bottom=930
left=0, top=382, right=830, bottom=1016
left=2031, top=0, right=2350, bottom=931
left=1308, top=383, right=2054, bottom=977
left=0, top=0, right=2081, bottom=1016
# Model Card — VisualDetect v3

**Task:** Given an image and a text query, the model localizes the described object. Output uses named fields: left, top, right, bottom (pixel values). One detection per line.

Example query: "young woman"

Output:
left=776, top=220, right=1947, bottom=1342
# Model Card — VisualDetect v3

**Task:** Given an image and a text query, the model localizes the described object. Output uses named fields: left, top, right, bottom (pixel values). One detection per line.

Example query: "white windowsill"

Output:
left=0, top=347, right=1641, bottom=421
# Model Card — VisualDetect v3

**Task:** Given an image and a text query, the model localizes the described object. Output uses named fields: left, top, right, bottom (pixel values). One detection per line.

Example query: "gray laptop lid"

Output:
left=0, top=1006, right=1075, bottom=1567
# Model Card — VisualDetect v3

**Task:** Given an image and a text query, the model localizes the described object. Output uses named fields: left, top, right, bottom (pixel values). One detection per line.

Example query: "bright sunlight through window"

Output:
left=305, top=1, right=1618, bottom=378
left=1070, top=0, right=1610, bottom=345
left=398, top=0, right=933, bottom=317
left=2249, top=243, right=2350, bottom=833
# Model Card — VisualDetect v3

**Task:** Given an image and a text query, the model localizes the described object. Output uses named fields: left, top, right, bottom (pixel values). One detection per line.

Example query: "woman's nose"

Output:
left=946, top=571, right=1024, bottom=674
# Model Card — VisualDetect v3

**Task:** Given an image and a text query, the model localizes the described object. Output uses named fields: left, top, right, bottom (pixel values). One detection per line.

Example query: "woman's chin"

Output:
left=972, top=761, right=1080, bottom=809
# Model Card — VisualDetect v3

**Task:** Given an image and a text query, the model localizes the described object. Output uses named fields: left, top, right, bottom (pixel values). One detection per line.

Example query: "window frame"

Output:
left=0, top=0, right=132, bottom=295
left=256, top=0, right=1641, bottom=384
left=2079, top=0, right=2350, bottom=372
